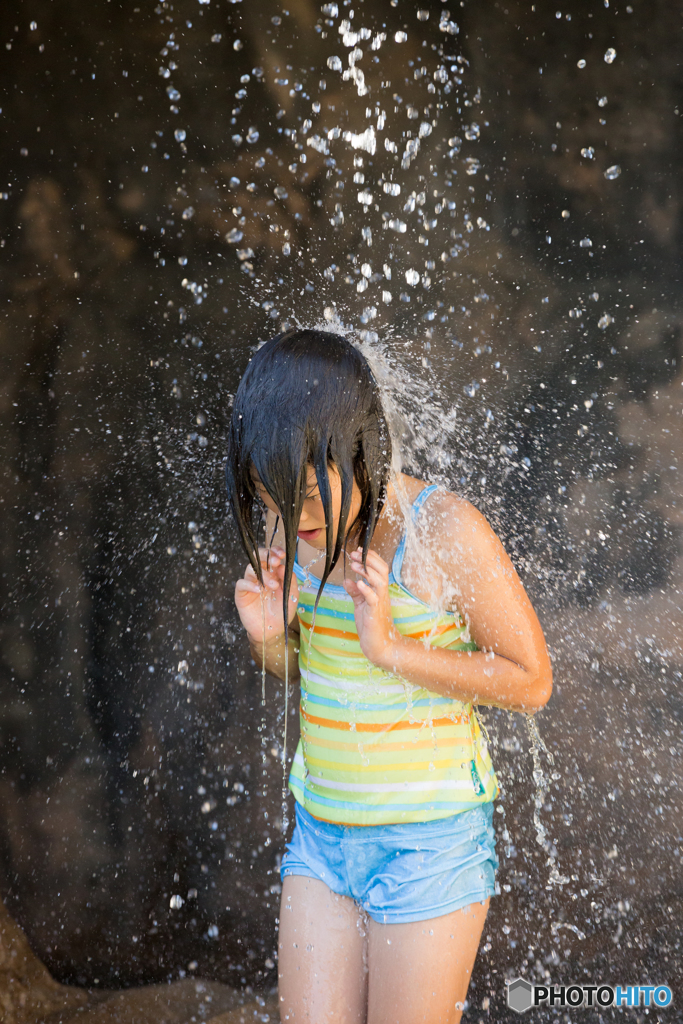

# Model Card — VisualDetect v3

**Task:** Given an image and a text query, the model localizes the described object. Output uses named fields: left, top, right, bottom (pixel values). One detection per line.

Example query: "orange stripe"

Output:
left=300, top=622, right=462, bottom=644
left=300, top=623, right=359, bottom=641
left=404, top=623, right=461, bottom=641
left=301, top=710, right=465, bottom=732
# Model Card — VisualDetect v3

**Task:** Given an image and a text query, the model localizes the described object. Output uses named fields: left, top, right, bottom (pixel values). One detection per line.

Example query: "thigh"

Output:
left=366, top=898, right=490, bottom=1024
left=278, top=874, right=369, bottom=1024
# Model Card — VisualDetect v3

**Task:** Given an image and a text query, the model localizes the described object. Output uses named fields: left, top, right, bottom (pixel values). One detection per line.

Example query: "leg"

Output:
left=278, top=874, right=369, bottom=1023
left=366, top=898, right=490, bottom=1024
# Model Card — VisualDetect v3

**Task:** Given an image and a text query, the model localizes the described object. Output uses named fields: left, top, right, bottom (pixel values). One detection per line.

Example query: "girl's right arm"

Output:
left=234, top=541, right=301, bottom=684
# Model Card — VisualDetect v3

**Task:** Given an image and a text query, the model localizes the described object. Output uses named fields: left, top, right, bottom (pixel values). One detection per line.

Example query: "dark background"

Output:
left=0, top=0, right=681, bottom=1018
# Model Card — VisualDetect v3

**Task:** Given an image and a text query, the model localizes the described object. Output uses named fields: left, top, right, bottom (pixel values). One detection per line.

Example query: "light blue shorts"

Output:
left=280, top=801, right=498, bottom=925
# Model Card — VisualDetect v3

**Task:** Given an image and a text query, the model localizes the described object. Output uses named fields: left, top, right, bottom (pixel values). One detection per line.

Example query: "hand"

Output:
left=234, top=546, right=299, bottom=646
left=343, top=548, right=402, bottom=668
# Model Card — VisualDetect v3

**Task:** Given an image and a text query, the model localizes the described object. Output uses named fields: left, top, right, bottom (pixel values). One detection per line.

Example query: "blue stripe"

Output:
left=297, top=602, right=357, bottom=622
left=301, top=692, right=456, bottom=712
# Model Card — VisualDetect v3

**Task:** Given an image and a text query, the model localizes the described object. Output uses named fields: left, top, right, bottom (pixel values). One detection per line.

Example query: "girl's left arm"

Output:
left=345, top=495, right=552, bottom=713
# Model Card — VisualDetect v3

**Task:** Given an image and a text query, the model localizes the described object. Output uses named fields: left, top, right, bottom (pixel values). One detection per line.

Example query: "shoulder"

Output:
left=417, top=486, right=508, bottom=576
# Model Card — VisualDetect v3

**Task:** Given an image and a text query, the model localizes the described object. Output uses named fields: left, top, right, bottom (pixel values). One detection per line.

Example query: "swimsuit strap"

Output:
left=293, top=482, right=439, bottom=594
left=390, top=483, right=439, bottom=588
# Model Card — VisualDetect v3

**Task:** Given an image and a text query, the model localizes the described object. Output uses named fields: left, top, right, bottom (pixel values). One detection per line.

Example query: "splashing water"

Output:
left=525, top=715, right=569, bottom=889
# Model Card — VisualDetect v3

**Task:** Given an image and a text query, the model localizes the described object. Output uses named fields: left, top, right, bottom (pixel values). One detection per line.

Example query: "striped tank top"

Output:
left=288, top=484, right=499, bottom=825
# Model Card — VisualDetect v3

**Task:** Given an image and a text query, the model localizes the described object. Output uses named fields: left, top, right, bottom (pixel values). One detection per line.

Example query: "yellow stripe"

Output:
left=305, top=754, right=470, bottom=774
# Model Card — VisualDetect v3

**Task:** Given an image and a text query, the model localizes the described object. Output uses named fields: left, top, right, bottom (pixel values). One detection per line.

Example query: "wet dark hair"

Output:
left=226, top=327, right=392, bottom=635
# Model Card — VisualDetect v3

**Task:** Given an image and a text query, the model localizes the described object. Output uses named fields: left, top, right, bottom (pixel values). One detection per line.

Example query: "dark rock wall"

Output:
left=0, top=0, right=681, bottom=1015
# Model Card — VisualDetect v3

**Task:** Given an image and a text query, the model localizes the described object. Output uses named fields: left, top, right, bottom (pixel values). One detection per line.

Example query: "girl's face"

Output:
left=253, top=464, right=362, bottom=550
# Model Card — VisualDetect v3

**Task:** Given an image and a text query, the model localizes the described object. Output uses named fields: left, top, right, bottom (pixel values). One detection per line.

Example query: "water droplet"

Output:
left=166, top=86, right=180, bottom=101
left=464, top=123, right=480, bottom=141
left=233, top=39, right=243, bottom=51
left=405, top=269, right=420, bottom=285
left=358, top=190, right=373, bottom=205
left=174, top=128, right=186, bottom=142
left=382, top=290, right=392, bottom=303
left=229, top=176, right=240, bottom=188
left=211, top=33, right=222, bottom=42
left=182, top=206, right=194, bottom=220
left=581, top=146, right=595, bottom=159
left=598, top=313, right=613, bottom=329
left=561, top=209, right=570, bottom=218
left=169, top=894, right=184, bottom=909
left=598, top=95, right=608, bottom=107
left=282, top=242, right=291, bottom=255
left=178, top=256, right=188, bottom=266
left=604, top=47, right=617, bottom=63
left=417, top=9, right=429, bottom=20
left=327, top=55, right=343, bottom=71
left=579, top=237, right=592, bottom=248
left=383, top=182, right=400, bottom=196
left=274, top=185, right=288, bottom=200
left=321, top=3, right=338, bottom=16
left=439, top=13, right=459, bottom=34
left=361, top=263, right=372, bottom=278
left=30, top=20, right=37, bottom=30
left=395, top=31, right=408, bottom=42
left=246, top=127, right=259, bottom=143
left=604, top=163, right=621, bottom=180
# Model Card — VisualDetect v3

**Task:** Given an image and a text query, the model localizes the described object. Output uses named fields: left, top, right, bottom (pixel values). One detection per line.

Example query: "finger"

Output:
left=236, top=579, right=262, bottom=595
left=349, top=548, right=388, bottom=578
left=361, top=562, right=388, bottom=592
left=258, top=545, right=284, bottom=558
left=342, top=579, right=363, bottom=599
left=363, top=549, right=390, bottom=575
left=350, top=562, right=370, bottom=581
left=342, top=579, right=365, bottom=607
left=356, top=578, right=379, bottom=606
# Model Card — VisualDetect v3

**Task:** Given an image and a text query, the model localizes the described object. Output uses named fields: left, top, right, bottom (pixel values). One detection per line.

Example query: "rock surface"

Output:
left=1, top=896, right=277, bottom=1024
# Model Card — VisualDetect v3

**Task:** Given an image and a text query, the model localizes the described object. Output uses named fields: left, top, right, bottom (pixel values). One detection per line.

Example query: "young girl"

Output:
left=227, top=328, right=552, bottom=1024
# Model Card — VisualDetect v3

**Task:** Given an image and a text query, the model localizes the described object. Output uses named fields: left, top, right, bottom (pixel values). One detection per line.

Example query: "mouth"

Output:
left=297, top=528, right=322, bottom=542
